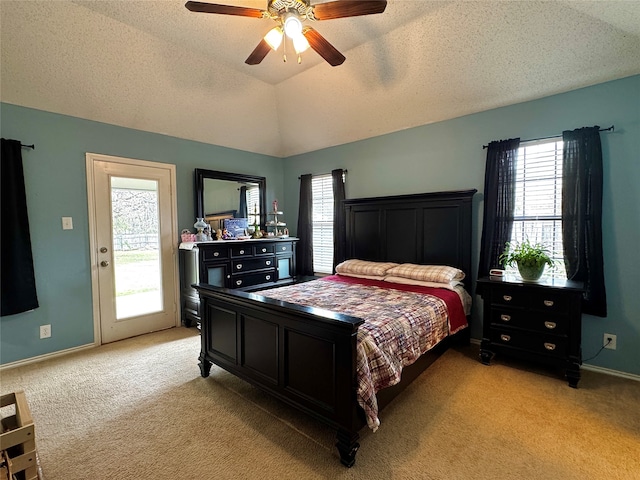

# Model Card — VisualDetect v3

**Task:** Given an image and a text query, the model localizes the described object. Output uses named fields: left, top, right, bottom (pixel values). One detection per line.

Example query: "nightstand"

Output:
left=477, top=276, right=584, bottom=387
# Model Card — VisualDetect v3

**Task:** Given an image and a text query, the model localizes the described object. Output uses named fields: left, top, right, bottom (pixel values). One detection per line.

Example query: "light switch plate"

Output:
left=62, top=217, right=73, bottom=230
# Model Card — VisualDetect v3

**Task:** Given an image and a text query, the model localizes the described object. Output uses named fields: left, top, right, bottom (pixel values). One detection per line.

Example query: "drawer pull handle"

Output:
left=544, top=300, right=554, bottom=307
left=500, top=314, right=511, bottom=322
left=240, top=249, right=245, bottom=255
left=214, top=252, right=219, bottom=257
left=236, top=280, right=243, bottom=286
left=236, top=264, right=243, bottom=270
left=503, top=295, right=512, bottom=302
left=544, top=321, right=557, bottom=330
left=282, top=247, right=286, bottom=251
left=265, top=261, right=271, bottom=266
left=266, top=275, right=271, bottom=280
left=500, top=334, right=511, bottom=342
left=544, top=342, right=556, bottom=351
left=262, top=248, right=267, bottom=253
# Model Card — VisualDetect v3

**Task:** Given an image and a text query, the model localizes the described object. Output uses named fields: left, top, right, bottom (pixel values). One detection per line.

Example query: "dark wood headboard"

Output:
left=344, top=189, right=476, bottom=283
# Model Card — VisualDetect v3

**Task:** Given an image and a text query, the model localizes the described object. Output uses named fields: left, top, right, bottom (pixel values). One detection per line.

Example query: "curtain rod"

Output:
left=21, top=143, right=35, bottom=150
left=298, top=169, right=348, bottom=180
left=482, top=125, right=614, bottom=149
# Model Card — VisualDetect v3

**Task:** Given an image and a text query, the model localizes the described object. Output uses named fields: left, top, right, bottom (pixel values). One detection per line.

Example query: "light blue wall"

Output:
left=0, top=104, right=283, bottom=364
left=283, top=75, right=640, bottom=376
left=2, top=75, right=638, bottom=375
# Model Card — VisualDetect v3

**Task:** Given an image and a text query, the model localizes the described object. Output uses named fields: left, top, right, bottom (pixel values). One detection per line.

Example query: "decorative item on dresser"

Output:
left=179, top=238, right=297, bottom=328
left=194, top=189, right=476, bottom=467
left=477, top=275, right=584, bottom=387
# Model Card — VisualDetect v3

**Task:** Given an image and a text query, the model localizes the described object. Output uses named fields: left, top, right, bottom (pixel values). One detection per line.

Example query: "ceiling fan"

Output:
left=185, top=0, right=388, bottom=66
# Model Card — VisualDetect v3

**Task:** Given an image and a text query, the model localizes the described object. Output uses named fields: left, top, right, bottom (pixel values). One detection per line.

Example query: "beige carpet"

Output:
left=1, top=327, right=638, bottom=480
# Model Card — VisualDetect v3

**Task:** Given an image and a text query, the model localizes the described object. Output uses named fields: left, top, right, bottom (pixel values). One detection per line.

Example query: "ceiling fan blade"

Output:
left=245, top=39, right=272, bottom=65
left=303, top=28, right=345, bottom=66
left=312, top=0, right=387, bottom=20
left=185, top=1, right=265, bottom=18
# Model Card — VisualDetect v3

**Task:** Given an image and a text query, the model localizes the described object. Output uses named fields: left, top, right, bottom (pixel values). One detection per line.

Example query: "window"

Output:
left=508, top=138, right=566, bottom=280
left=311, top=174, right=334, bottom=274
left=246, top=185, right=260, bottom=226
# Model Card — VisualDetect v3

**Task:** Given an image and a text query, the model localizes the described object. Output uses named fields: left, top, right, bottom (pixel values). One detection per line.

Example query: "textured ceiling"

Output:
left=1, top=1, right=639, bottom=158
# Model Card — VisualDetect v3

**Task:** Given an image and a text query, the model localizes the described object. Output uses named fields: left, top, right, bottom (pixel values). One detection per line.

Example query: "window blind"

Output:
left=311, top=174, right=334, bottom=274
left=509, top=138, right=566, bottom=279
left=246, top=186, right=260, bottom=226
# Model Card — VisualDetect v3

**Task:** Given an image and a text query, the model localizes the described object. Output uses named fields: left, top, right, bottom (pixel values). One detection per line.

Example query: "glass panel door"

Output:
left=111, top=177, right=163, bottom=319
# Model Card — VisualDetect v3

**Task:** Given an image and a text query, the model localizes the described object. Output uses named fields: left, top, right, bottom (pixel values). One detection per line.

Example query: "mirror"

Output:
left=194, top=169, right=266, bottom=232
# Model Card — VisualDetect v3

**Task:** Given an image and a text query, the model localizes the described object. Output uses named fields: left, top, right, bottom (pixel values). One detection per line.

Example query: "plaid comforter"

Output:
left=258, top=275, right=468, bottom=431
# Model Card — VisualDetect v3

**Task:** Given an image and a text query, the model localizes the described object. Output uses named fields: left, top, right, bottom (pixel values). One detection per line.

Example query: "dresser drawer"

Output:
left=255, top=243, right=275, bottom=255
left=201, top=245, right=228, bottom=261
left=232, top=257, right=275, bottom=273
left=490, top=308, right=569, bottom=335
left=490, top=327, right=567, bottom=358
left=231, top=270, right=276, bottom=288
left=275, top=242, right=293, bottom=255
left=231, top=245, right=253, bottom=257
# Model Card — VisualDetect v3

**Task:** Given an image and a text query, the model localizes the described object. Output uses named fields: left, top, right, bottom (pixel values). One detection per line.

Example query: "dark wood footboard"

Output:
left=195, top=283, right=368, bottom=466
left=195, top=283, right=463, bottom=467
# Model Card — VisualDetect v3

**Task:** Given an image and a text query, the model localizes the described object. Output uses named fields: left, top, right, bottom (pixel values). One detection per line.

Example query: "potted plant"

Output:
left=499, top=239, right=554, bottom=281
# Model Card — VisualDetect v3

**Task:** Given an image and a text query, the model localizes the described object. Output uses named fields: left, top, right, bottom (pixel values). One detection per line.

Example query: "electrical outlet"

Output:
left=603, top=333, right=616, bottom=350
left=40, top=324, right=51, bottom=339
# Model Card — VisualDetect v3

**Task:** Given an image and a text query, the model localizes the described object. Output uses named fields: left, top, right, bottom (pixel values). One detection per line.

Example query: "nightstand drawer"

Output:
left=530, top=292, right=570, bottom=314
left=490, top=309, right=569, bottom=335
left=490, top=287, right=529, bottom=308
left=490, top=327, right=567, bottom=358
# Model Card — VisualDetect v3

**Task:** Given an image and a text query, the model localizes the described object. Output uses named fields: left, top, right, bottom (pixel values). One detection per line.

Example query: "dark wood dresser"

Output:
left=477, top=275, right=584, bottom=387
left=180, top=238, right=297, bottom=327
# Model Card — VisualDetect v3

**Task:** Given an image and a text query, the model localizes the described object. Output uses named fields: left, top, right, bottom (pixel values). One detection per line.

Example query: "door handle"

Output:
left=100, top=260, right=110, bottom=267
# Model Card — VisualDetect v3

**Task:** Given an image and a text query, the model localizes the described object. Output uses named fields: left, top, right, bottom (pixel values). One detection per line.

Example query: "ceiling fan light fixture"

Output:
left=292, top=33, right=310, bottom=54
left=283, top=12, right=302, bottom=38
left=264, top=26, right=284, bottom=50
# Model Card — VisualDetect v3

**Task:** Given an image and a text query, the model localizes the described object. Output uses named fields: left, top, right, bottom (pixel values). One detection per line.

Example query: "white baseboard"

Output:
left=467, top=338, right=638, bottom=381
left=0, top=343, right=96, bottom=371
left=581, top=363, right=640, bottom=382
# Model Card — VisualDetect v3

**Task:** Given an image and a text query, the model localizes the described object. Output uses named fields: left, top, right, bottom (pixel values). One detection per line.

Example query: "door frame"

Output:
left=86, top=152, right=180, bottom=345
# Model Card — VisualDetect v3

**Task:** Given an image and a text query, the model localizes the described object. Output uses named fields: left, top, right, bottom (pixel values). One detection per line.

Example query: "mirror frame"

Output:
left=194, top=168, right=266, bottom=229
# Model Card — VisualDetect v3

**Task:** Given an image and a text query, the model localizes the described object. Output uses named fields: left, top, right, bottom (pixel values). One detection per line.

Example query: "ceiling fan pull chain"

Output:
left=283, top=35, right=287, bottom=63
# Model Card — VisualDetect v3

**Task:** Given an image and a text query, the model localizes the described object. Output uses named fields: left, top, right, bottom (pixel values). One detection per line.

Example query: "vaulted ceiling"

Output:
left=1, top=1, right=639, bottom=158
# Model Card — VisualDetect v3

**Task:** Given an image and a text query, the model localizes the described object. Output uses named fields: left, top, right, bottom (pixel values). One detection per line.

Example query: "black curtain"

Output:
left=332, top=169, right=346, bottom=271
left=238, top=185, right=247, bottom=218
left=1, top=139, right=39, bottom=316
left=562, top=126, right=607, bottom=317
left=478, top=138, right=520, bottom=279
left=296, top=174, right=314, bottom=276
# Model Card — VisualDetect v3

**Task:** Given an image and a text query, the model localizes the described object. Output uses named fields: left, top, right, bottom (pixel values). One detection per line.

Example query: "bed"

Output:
left=194, top=189, right=476, bottom=467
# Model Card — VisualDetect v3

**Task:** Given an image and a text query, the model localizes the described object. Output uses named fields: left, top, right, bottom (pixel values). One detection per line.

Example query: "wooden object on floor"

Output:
left=1, top=391, right=39, bottom=480
left=477, top=275, right=584, bottom=387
